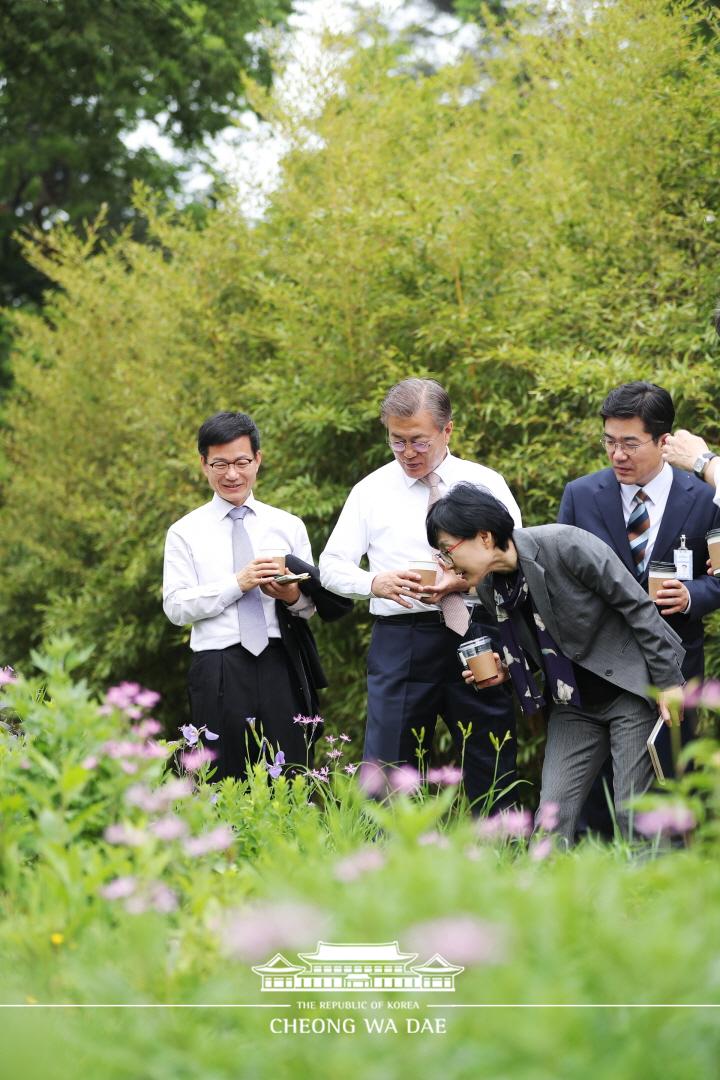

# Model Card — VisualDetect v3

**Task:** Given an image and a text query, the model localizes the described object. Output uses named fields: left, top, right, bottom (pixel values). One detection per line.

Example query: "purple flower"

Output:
left=0, top=666, right=18, bottom=686
left=635, top=806, right=696, bottom=838
left=204, top=729, right=219, bottom=741
left=293, top=714, right=323, bottom=727
left=476, top=809, right=533, bottom=841
left=149, top=815, right=188, bottom=841
left=308, top=766, right=330, bottom=783
left=218, top=902, right=329, bottom=962
left=405, top=915, right=506, bottom=966
left=266, top=751, right=285, bottom=780
left=183, top=825, right=234, bottom=857
left=99, top=876, right=137, bottom=900
left=536, top=801, right=560, bottom=832
left=325, top=734, right=337, bottom=745
left=339, top=734, right=351, bottom=743
left=326, top=748, right=342, bottom=760
left=334, top=847, right=385, bottom=882
left=426, top=765, right=464, bottom=786
left=180, top=747, right=216, bottom=772
left=344, top=763, right=358, bottom=775
left=180, top=724, right=200, bottom=746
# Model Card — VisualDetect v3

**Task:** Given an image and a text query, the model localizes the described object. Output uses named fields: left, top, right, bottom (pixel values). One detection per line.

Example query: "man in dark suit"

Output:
left=558, top=381, right=720, bottom=798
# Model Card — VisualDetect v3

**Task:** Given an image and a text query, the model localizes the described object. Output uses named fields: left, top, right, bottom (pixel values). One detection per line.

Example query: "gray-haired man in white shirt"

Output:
left=320, top=378, right=522, bottom=810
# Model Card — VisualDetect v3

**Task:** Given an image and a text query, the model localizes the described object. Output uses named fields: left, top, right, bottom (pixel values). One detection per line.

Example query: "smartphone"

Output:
left=274, top=572, right=311, bottom=584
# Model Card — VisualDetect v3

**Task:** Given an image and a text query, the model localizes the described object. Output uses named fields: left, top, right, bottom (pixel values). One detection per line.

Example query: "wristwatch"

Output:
left=692, top=451, right=717, bottom=478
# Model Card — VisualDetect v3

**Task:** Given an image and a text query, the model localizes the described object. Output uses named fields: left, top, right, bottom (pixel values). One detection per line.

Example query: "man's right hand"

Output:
left=371, top=570, right=423, bottom=609
left=236, top=558, right=282, bottom=593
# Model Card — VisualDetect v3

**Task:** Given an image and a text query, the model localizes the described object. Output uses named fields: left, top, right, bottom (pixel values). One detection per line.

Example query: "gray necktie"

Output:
left=228, top=505, right=269, bottom=656
left=423, top=472, right=471, bottom=637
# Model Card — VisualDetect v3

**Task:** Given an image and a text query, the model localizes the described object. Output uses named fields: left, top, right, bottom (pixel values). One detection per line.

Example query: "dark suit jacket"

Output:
left=275, top=555, right=353, bottom=715
left=476, top=526, right=685, bottom=705
left=558, top=466, right=720, bottom=680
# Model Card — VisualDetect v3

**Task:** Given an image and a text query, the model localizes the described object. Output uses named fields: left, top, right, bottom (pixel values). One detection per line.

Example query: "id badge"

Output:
left=673, top=546, right=693, bottom=580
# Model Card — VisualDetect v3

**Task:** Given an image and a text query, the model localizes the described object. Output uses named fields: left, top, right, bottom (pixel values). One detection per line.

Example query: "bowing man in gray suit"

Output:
left=426, top=483, right=686, bottom=843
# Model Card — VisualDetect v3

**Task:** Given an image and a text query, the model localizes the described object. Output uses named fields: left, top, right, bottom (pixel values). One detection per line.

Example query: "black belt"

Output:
left=374, top=612, right=446, bottom=626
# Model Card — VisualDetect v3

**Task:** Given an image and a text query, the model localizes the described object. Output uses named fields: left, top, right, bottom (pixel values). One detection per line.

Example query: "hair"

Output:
left=197, top=412, right=260, bottom=458
left=380, top=378, right=452, bottom=429
left=426, top=482, right=515, bottom=552
left=600, top=381, right=674, bottom=440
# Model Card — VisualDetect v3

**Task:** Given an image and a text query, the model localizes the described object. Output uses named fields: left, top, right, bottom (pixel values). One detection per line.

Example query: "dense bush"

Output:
left=1, top=0, right=719, bottom=747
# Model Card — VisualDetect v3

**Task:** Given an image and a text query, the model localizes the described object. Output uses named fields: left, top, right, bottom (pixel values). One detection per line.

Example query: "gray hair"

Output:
left=380, top=378, right=452, bottom=429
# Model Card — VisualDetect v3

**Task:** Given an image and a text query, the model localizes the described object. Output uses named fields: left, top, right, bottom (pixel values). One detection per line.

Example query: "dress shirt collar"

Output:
left=210, top=490, right=259, bottom=520
left=619, top=461, right=673, bottom=512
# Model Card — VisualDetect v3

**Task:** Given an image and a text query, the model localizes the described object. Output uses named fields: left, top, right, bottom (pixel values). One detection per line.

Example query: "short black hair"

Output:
left=197, top=412, right=260, bottom=458
left=426, top=482, right=515, bottom=552
left=600, top=381, right=674, bottom=440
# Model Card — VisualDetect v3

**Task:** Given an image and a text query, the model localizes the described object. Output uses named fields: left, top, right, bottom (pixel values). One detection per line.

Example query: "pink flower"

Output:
left=476, top=809, right=533, bottom=841
left=536, top=801, right=560, bottom=832
left=0, top=666, right=18, bottom=686
left=418, top=831, right=450, bottom=848
left=293, top=714, right=323, bottom=727
left=344, top=763, right=358, bottom=775
left=358, top=762, right=387, bottom=796
left=135, top=690, right=161, bottom=710
left=104, top=823, right=146, bottom=847
left=181, top=747, right=216, bottom=772
left=120, top=761, right=138, bottom=775
left=81, top=756, right=99, bottom=770
left=405, top=915, right=506, bottom=966
left=635, top=806, right=696, bottom=838
left=308, top=766, right=330, bottom=783
left=339, top=734, right=351, bottom=743
left=148, top=883, right=178, bottom=914
left=99, top=876, right=137, bottom=900
left=141, top=742, right=170, bottom=759
left=388, top=765, right=421, bottom=795
left=218, top=902, right=329, bottom=962
left=183, top=825, right=234, bottom=857
left=334, top=847, right=385, bottom=882
left=326, top=748, right=342, bottom=760
left=133, top=719, right=162, bottom=738
left=149, top=815, right=188, bottom=841
left=426, top=766, right=464, bottom=786
left=530, top=837, right=554, bottom=862
left=325, top=735, right=337, bottom=745
left=699, top=680, right=720, bottom=709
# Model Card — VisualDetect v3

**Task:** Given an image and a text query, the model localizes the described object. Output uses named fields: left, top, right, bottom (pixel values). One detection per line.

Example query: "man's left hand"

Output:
left=658, top=686, right=684, bottom=727
left=261, top=579, right=301, bottom=604
left=654, top=578, right=690, bottom=616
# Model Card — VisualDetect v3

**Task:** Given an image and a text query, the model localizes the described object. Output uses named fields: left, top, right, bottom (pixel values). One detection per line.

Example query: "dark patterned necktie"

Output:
left=627, top=489, right=650, bottom=576
left=228, top=505, right=269, bottom=656
left=423, top=472, right=470, bottom=636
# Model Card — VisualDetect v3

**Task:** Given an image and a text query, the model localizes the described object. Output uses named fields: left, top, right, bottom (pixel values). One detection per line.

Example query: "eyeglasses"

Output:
left=601, top=435, right=656, bottom=455
left=388, top=437, right=434, bottom=454
left=206, top=457, right=255, bottom=473
left=437, top=538, right=465, bottom=568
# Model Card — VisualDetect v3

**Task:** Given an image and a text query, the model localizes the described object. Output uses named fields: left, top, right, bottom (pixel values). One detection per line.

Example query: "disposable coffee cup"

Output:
left=408, top=560, right=439, bottom=600
left=707, top=529, right=720, bottom=577
left=647, top=561, right=676, bottom=601
left=258, top=548, right=288, bottom=575
left=457, top=636, right=500, bottom=683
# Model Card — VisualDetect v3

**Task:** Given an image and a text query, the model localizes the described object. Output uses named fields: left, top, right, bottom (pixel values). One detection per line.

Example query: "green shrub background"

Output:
left=1, top=0, right=719, bottom=746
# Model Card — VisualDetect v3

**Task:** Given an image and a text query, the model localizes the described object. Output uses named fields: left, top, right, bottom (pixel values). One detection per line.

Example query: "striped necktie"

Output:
left=423, top=472, right=470, bottom=636
left=627, top=489, right=650, bottom=576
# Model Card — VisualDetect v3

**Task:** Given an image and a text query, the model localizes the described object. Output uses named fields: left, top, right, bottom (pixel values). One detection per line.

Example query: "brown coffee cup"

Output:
left=707, top=529, right=720, bottom=576
left=259, top=548, right=287, bottom=575
left=647, top=561, right=676, bottom=601
left=408, top=560, right=439, bottom=600
left=457, top=636, right=500, bottom=683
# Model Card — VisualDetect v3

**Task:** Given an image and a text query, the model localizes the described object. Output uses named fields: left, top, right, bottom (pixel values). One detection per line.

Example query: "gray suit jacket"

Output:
left=476, top=525, right=685, bottom=704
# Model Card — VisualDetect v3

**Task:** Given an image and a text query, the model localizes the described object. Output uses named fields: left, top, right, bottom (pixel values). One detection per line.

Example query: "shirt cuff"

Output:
left=219, top=574, right=244, bottom=607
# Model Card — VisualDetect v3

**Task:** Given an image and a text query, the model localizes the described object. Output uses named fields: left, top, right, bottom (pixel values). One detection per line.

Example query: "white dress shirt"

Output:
left=319, top=452, right=522, bottom=616
left=714, top=476, right=720, bottom=508
left=619, top=462, right=674, bottom=566
left=163, top=491, right=314, bottom=651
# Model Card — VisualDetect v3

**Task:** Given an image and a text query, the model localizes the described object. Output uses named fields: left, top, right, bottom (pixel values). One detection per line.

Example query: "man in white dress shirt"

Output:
left=163, top=411, right=316, bottom=780
left=319, top=378, right=522, bottom=810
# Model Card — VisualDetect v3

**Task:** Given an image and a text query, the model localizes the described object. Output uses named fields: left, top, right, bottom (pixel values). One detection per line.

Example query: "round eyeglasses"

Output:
left=600, top=435, right=655, bottom=455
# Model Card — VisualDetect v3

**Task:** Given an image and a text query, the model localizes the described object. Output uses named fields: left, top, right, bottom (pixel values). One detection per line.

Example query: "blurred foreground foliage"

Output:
left=1, top=0, right=719, bottom=751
